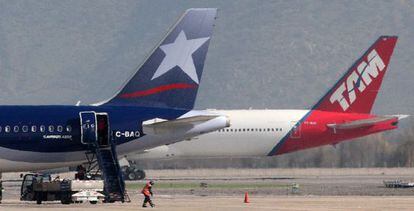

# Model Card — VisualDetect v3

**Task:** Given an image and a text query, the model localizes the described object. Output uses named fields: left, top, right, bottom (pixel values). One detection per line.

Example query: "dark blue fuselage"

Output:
left=0, top=105, right=187, bottom=153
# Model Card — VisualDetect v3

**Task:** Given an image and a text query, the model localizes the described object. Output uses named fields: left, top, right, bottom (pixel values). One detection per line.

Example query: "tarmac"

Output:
left=2, top=196, right=414, bottom=211
left=2, top=168, right=414, bottom=210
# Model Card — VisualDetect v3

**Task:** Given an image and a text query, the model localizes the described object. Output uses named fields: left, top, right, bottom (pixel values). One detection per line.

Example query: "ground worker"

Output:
left=75, top=165, right=86, bottom=180
left=141, top=180, right=155, bottom=208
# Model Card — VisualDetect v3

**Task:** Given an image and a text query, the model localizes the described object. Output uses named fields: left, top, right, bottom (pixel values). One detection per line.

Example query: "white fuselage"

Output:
left=130, top=110, right=308, bottom=159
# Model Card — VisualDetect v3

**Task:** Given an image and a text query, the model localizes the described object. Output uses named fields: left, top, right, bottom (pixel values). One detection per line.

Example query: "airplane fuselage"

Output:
left=0, top=105, right=197, bottom=172
left=133, top=109, right=398, bottom=159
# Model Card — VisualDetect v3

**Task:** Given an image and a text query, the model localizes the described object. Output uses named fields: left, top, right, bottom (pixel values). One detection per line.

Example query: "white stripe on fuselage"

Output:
left=0, top=134, right=168, bottom=172
left=133, top=110, right=309, bottom=159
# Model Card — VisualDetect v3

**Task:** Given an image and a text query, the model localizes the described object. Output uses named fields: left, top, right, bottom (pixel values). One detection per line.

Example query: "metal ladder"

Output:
left=80, top=111, right=130, bottom=203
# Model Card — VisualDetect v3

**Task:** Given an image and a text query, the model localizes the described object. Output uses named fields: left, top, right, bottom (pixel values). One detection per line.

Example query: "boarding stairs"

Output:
left=80, top=111, right=130, bottom=203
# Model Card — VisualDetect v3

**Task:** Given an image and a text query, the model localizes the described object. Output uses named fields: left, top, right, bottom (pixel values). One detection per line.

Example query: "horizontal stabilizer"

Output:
left=392, top=114, right=410, bottom=120
left=326, top=116, right=400, bottom=130
left=143, top=115, right=227, bottom=135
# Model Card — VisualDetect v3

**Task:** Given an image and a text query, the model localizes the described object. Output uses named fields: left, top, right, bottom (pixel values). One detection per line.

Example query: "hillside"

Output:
left=0, top=1, right=412, bottom=115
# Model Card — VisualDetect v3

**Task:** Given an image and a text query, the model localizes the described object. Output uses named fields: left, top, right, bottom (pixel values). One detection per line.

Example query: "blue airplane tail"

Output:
left=98, top=8, right=217, bottom=109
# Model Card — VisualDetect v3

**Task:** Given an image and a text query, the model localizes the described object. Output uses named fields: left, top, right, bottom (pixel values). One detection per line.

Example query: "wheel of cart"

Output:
left=60, top=192, right=72, bottom=204
left=35, top=192, right=42, bottom=204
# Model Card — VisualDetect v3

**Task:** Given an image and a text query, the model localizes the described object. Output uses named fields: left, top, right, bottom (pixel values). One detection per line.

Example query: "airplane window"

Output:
left=267, top=128, right=270, bottom=132
left=275, top=128, right=278, bottom=131
left=66, top=125, right=72, bottom=132
left=280, top=128, right=282, bottom=131
left=40, top=125, right=45, bottom=133
left=31, top=126, right=37, bottom=132
left=259, top=129, right=262, bottom=132
left=238, top=129, right=241, bottom=132
left=271, top=128, right=274, bottom=131
left=48, top=125, right=54, bottom=132
left=243, top=129, right=245, bottom=132
left=5, top=126, right=10, bottom=133
left=13, top=126, right=19, bottom=133
left=0, top=126, right=2, bottom=132
left=22, top=125, right=28, bottom=132
left=57, top=125, right=63, bottom=132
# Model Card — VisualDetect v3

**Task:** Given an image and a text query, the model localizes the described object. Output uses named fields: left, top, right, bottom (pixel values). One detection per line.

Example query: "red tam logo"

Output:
left=329, top=49, right=385, bottom=111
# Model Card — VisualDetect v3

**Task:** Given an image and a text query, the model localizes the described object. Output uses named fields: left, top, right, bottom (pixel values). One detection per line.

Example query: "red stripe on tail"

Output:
left=120, top=83, right=197, bottom=98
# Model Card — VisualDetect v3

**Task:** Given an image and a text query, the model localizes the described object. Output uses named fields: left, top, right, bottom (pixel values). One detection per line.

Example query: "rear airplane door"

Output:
left=80, top=111, right=97, bottom=145
left=290, top=121, right=301, bottom=139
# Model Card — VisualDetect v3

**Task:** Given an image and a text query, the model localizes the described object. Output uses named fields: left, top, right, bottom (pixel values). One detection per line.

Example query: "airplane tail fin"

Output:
left=96, top=8, right=217, bottom=109
left=312, top=36, right=398, bottom=114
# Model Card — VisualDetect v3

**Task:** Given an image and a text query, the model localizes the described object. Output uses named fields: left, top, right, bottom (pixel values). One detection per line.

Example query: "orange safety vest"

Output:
left=141, top=182, right=152, bottom=196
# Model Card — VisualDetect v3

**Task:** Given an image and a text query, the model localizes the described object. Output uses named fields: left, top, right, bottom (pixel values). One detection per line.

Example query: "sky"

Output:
left=0, top=0, right=413, bottom=116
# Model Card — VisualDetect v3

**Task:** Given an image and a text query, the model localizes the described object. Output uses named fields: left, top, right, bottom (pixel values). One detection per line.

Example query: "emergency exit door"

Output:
left=80, top=111, right=97, bottom=145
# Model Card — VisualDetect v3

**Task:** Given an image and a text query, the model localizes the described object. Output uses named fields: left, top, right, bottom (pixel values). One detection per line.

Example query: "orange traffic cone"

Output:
left=244, top=192, right=250, bottom=203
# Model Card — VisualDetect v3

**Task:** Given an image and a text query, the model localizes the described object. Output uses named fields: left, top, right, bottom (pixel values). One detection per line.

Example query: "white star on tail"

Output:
left=151, top=31, right=210, bottom=84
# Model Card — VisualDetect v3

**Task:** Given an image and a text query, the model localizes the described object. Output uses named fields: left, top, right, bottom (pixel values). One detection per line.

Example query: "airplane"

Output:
left=0, top=8, right=229, bottom=173
left=125, top=36, right=406, bottom=179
